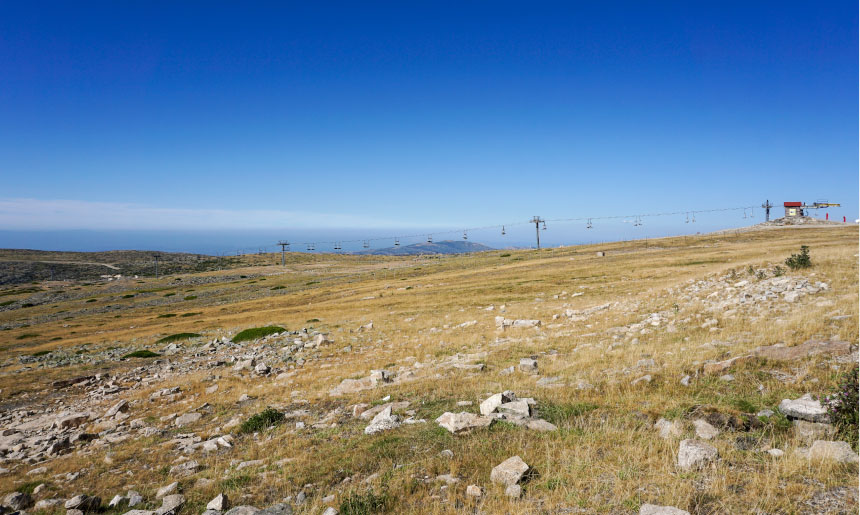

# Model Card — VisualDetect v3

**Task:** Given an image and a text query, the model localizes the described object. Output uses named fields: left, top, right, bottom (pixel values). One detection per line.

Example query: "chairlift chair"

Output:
left=463, top=230, right=468, bottom=240
left=394, top=238, right=400, bottom=247
left=501, top=226, right=506, bottom=236
left=363, top=241, right=369, bottom=249
left=587, top=219, right=593, bottom=229
left=427, top=235, right=433, bottom=243
left=541, top=221, right=547, bottom=230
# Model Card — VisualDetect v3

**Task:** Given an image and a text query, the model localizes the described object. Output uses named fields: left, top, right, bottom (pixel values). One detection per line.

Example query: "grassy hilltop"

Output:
left=0, top=224, right=857, bottom=514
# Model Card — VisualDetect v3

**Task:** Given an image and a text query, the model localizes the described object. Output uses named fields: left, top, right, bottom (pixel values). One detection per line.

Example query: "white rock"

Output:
left=655, top=418, right=682, bottom=439
left=490, top=456, right=529, bottom=486
left=505, top=484, right=522, bottom=499
left=677, top=439, right=718, bottom=470
left=207, top=494, right=230, bottom=511
left=778, top=394, right=829, bottom=423
left=364, top=406, right=401, bottom=435
left=808, top=440, right=859, bottom=463
left=435, top=412, right=494, bottom=434
left=639, top=504, right=690, bottom=515
left=693, top=419, right=719, bottom=440
left=465, top=485, right=482, bottom=498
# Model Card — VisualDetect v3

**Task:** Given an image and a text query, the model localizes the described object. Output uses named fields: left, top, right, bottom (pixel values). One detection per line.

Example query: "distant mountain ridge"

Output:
left=354, top=240, right=493, bottom=255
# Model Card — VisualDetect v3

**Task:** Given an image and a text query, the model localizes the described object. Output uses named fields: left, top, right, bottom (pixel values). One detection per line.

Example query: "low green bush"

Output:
left=785, top=245, right=812, bottom=270
left=123, top=350, right=161, bottom=358
left=239, top=408, right=285, bottom=433
left=233, top=326, right=286, bottom=343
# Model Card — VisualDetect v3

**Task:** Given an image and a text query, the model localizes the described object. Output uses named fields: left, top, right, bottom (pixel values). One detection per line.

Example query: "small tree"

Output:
left=785, top=245, right=812, bottom=270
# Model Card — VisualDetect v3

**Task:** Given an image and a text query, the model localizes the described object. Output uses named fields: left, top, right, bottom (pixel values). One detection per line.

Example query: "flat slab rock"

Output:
left=778, top=394, right=830, bottom=423
left=435, top=412, right=494, bottom=434
left=753, top=340, right=852, bottom=361
left=808, top=440, right=859, bottom=464
left=677, top=439, right=718, bottom=470
left=640, top=505, right=690, bottom=515
left=490, top=455, right=530, bottom=486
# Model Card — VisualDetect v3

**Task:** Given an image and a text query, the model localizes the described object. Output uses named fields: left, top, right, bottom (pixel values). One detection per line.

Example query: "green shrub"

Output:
left=0, top=300, right=15, bottom=307
left=822, top=365, right=858, bottom=448
left=270, top=286, right=285, bottom=290
left=156, top=332, right=200, bottom=344
left=785, top=245, right=812, bottom=270
left=122, top=294, right=135, bottom=298
left=31, top=350, right=51, bottom=357
left=238, top=408, right=285, bottom=433
left=306, top=318, right=320, bottom=323
left=16, top=333, right=39, bottom=340
left=123, top=350, right=161, bottom=358
left=86, top=298, right=97, bottom=303
left=157, top=313, right=177, bottom=318
left=184, top=295, right=197, bottom=300
left=164, top=292, right=176, bottom=297
left=339, top=490, right=389, bottom=515
left=181, top=312, right=202, bottom=317
left=232, top=326, right=286, bottom=343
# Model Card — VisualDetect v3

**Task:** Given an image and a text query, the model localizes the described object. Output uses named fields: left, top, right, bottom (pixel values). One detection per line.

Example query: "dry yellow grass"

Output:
left=0, top=225, right=857, bottom=514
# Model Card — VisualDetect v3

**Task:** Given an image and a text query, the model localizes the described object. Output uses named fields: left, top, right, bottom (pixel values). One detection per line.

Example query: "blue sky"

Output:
left=0, top=2, right=856, bottom=252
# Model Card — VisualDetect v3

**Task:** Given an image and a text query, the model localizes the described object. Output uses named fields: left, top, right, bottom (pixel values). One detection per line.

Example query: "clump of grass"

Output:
left=184, top=295, right=198, bottom=300
left=164, top=292, right=176, bottom=297
left=306, top=318, right=320, bottom=323
left=538, top=401, right=599, bottom=425
left=271, top=286, right=285, bottom=290
left=31, top=350, right=51, bottom=357
left=156, top=332, right=200, bottom=344
left=181, top=312, right=202, bottom=317
left=0, top=300, right=15, bottom=307
left=122, top=294, right=135, bottom=298
left=122, top=350, right=161, bottom=358
left=339, top=490, right=389, bottom=515
left=238, top=408, right=285, bottom=434
left=232, top=326, right=286, bottom=343
left=221, top=474, right=252, bottom=491
left=785, top=245, right=812, bottom=270
left=16, top=333, right=39, bottom=340
left=157, top=313, right=177, bottom=318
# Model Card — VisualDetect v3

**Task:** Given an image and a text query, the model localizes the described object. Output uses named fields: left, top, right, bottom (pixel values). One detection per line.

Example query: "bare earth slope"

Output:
left=0, top=226, right=857, bottom=514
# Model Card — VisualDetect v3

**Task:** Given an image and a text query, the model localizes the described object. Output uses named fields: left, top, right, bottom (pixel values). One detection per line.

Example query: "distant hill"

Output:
left=355, top=240, right=493, bottom=256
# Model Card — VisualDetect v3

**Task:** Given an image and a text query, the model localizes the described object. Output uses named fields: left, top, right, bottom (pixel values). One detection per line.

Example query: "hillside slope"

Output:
left=0, top=226, right=857, bottom=514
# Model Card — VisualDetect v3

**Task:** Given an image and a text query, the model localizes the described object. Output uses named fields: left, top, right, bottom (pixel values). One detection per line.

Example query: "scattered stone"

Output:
left=655, top=418, right=682, bottom=439
left=3, top=492, right=33, bottom=511
left=752, top=340, right=852, bottom=361
left=465, top=485, right=483, bottom=498
left=435, top=412, right=494, bottom=434
left=174, top=412, right=202, bottom=427
left=156, top=482, right=178, bottom=499
left=778, top=394, right=829, bottom=423
left=65, top=494, right=101, bottom=512
left=364, top=406, right=401, bottom=435
left=224, top=506, right=261, bottom=515
left=693, top=419, right=719, bottom=440
left=518, top=358, right=538, bottom=374
left=505, top=484, right=522, bottom=498
left=169, top=459, right=200, bottom=478
left=322, top=508, right=337, bottom=515
left=808, top=440, right=859, bottom=464
left=677, top=439, right=718, bottom=470
left=631, top=375, right=652, bottom=386
left=766, top=448, right=785, bottom=458
left=526, top=419, right=558, bottom=432
left=490, top=456, right=530, bottom=486
left=794, top=420, right=836, bottom=445
left=439, top=449, right=454, bottom=459
left=207, top=494, right=230, bottom=511
left=156, top=495, right=185, bottom=515
left=639, top=505, right=690, bottom=515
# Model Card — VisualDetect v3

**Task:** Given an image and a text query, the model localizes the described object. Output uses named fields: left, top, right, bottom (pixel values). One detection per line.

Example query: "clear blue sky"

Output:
left=0, top=2, right=856, bottom=251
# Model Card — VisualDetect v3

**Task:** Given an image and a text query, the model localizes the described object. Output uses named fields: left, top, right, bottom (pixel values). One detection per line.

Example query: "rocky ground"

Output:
left=0, top=226, right=857, bottom=514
